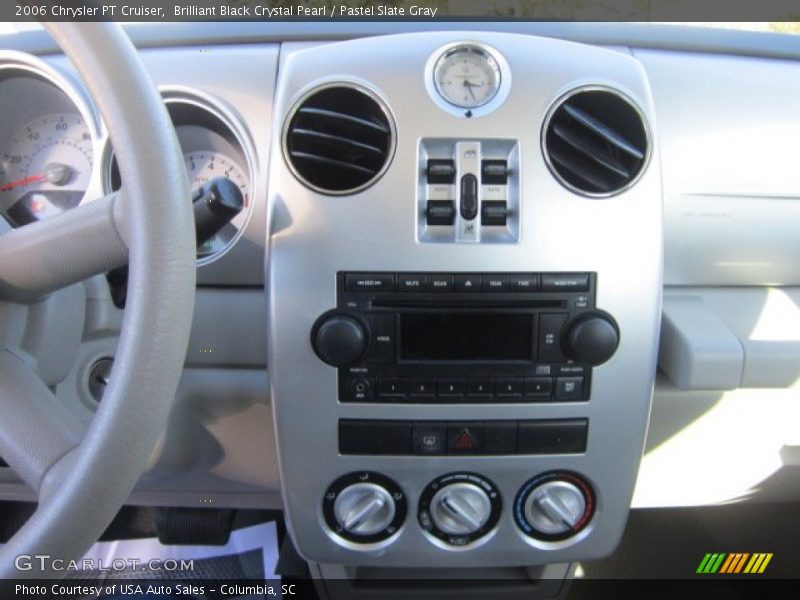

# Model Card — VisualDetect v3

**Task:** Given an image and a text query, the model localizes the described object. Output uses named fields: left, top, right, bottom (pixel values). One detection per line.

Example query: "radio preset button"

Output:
left=454, top=273, right=482, bottom=292
left=510, top=273, right=540, bottom=292
left=495, top=378, right=524, bottom=399
left=412, top=422, right=447, bottom=455
left=482, top=274, right=509, bottom=292
left=541, top=273, right=590, bottom=292
left=438, top=379, right=465, bottom=399
left=397, top=273, right=425, bottom=291
left=555, top=377, right=585, bottom=402
left=466, top=379, right=493, bottom=400
left=409, top=379, right=437, bottom=400
left=425, top=274, right=454, bottom=292
left=379, top=378, right=407, bottom=400
left=524, top=377, right=553, bottom=400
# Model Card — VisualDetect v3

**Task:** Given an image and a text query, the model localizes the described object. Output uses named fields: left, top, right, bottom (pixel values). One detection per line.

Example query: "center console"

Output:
left=267, top=31, right=662, bottom=573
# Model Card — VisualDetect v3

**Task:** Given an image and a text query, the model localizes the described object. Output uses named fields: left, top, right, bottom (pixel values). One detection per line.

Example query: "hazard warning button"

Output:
left=447, top=422, right=483, bottom=455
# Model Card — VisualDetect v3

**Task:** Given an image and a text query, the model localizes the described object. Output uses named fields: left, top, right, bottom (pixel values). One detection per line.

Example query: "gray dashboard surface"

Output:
left=5, top=22, right=800, bottom=60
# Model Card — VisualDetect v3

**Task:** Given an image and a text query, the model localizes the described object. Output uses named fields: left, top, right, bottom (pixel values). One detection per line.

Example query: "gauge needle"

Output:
left=0, top=173, right=46, bottom=192
left=0, top=163, right=72, bottom=192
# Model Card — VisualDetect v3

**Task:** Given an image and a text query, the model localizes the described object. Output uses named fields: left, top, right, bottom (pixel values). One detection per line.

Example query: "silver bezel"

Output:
left=426, top=42, right=511, bottom=118
left=541, top=84, right=653, bottom=199
left=281, top=81, right=397, bottom=197
left=102, top=86, right=258, bottom=266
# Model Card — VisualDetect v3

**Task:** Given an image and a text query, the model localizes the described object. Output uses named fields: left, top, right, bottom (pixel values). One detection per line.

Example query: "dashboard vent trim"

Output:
left=283, top=83, right=396, bottom=196
left=542, top=86, right=650, bottom=198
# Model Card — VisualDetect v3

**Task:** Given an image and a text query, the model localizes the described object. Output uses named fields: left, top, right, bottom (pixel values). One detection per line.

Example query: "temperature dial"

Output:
left=323, top=472, right=406, bottom=545
left=419, top=473, right=501, bottom=547
left=514, top=471, right=595, bottom=542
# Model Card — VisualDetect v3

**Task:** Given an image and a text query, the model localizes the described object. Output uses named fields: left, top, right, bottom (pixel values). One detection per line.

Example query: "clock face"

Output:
left=433, top=45, right=502, bottom=109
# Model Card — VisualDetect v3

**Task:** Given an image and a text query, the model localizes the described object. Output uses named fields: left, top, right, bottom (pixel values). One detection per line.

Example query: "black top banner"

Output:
left=5, top=0, right=800, bottom=22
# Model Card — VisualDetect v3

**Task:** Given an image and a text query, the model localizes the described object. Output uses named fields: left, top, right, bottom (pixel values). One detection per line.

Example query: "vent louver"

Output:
left=284, top=85, right=394, bottom=195
left=543, top=88, right=649, bottom=197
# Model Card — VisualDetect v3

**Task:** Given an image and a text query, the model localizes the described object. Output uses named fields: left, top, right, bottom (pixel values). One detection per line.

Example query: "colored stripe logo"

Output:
left=697, top=553, right=772, bottom=574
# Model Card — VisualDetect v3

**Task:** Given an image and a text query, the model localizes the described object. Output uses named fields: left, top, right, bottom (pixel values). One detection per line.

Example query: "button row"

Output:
left=426, top=159, right=508, bottom=185
left=345, top=376, right=585, bottom=403
left=339, top=419, right=588, bottom=456
left=344, top=272, right=590, bottom=293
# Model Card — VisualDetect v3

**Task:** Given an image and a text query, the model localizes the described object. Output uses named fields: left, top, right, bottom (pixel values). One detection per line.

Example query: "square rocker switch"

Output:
left=481, top=201, right=508, bottom=227
left=427, top=159, right=456, bottom=184
left=426, top=200, right=456, bottom=226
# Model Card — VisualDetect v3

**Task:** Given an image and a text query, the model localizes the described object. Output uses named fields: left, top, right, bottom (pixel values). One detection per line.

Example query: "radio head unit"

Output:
left=311, top=271, right=619, bottom=405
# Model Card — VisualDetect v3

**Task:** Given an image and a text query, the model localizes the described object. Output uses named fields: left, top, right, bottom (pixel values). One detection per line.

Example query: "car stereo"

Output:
left=311, top=272, right=620, bottom=405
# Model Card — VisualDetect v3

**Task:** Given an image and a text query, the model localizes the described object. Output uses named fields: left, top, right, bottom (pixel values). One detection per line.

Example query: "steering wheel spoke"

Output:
left=0, top=350, right=86, bottom=492
left=0, top=192, right=129, bottom=302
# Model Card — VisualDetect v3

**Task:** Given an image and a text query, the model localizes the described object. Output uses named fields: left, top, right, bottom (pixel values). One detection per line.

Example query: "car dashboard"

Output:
left=0, top=21, right=799, bottom=579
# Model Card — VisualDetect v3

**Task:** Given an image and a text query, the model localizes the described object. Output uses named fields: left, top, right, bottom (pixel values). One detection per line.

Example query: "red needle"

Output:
left=0, top=173, right=46, bottom=192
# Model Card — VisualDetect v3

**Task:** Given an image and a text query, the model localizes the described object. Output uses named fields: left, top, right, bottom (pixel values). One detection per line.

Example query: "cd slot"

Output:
left=372, top=299, right=566, bottom=310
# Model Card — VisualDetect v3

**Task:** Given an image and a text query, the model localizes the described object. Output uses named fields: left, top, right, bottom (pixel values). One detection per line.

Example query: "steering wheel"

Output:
left=0, top=23, right=195, bottom=577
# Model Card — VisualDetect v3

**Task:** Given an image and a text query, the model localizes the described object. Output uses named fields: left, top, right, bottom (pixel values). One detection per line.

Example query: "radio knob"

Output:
left=312, top=313, right=368, bottom=367
left=563, top=314, right=619, bottom=366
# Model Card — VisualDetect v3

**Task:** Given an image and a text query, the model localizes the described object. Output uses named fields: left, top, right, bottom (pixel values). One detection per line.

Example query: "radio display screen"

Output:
left=399, top=313, right=533, bottom=362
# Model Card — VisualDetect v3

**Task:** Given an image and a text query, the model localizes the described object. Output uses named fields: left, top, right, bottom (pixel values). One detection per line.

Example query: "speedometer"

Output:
left=0, top=113, right=92, bottom=225
left=184, top=150, right=250, bottom=258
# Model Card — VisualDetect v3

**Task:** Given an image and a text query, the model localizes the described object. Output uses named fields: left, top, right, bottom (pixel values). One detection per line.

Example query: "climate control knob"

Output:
left=334, top=483, right=395, bottom=536
left=311, top=312, right=368, bottom=367
left=419, top=473, right=501, bottom=547
left=323, top=472, right=406, bottom=545
left=430, top=482, right=492, bottom=536
left=514, top=471, right=595, bottom=541
left=563, top=313, right=619, bottom=366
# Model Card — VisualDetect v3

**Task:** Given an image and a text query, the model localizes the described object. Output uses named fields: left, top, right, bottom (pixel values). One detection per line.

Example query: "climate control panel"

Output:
left=323, top=470, right=595, bottom=551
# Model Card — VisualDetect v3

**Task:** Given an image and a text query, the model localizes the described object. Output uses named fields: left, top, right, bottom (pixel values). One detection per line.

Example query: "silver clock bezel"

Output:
left=427, top=42, right=511, bottom=118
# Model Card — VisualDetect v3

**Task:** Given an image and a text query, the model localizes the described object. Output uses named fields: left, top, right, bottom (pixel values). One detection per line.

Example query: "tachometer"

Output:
left=184, top=150, right=250, bottom=258
left=0, top=113, right=92, bottom=225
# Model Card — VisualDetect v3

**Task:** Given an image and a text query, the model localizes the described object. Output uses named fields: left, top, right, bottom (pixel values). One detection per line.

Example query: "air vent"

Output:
left=543, top=88, right=649, bottom=197
left=284, top=85, right=394, bottom=195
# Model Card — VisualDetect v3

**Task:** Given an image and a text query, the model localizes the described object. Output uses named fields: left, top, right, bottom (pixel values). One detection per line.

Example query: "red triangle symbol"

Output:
left=455, top=430, right=475, bottom=450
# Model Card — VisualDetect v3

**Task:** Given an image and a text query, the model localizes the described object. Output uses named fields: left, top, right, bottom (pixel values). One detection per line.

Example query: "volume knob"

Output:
left=563, top=313, right=619, bottom=366
left=312, top=312, right=368, bottom=367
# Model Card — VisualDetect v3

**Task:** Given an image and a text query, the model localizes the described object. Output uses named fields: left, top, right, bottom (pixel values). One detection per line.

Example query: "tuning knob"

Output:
left=563, top=313, right=619, bottom=366
left=419, top=473, right=501, bottom=547
left=514, top=471, right=595, bottom=541
left=323, top=472, right=407, bottom=545
left=311, top=312, right=368, bottom=367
